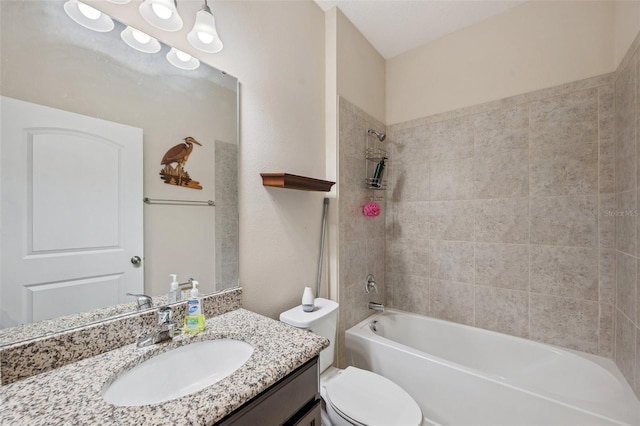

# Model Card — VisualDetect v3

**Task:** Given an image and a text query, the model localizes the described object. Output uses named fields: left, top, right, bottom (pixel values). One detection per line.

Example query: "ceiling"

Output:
left=314, top=0, right=526, bottom=59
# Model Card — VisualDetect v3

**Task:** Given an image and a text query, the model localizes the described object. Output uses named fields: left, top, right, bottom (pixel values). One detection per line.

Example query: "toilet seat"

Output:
left=323, top=367, right=422, bottom=426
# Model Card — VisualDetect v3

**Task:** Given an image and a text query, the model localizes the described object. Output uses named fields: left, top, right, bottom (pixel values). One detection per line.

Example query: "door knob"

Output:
left=131, top=256, right=142, bottom=266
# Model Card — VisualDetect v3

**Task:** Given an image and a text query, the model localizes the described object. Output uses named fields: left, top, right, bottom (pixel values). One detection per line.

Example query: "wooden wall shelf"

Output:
left=261, top=173, right=335, bottom=192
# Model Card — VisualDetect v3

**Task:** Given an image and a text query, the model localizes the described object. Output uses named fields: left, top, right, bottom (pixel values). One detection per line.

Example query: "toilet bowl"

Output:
left=280, top=298, right=423, bottom=426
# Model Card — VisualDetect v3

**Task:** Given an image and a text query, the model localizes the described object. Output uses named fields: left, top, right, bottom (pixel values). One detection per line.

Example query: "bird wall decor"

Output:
left=159, top=136, right=203, bottom=189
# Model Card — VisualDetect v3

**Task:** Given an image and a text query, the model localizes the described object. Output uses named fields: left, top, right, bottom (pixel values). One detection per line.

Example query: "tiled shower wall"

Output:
left=385, top=73, right=617, bottom=360
left=337, top=98, right=386, bottom=367
left=614, top=35, right=640, bottom=397
left=215, top=141, right=239, bottom=290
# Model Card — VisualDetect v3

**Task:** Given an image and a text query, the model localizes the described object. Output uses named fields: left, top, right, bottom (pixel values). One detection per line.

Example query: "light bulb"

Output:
left=132, top=29, right=151, bottom=44
left=175, top=50, right=192, bottom=62
left=121, top=26, right=161, bottom=53
left=166, top=48, right=200, bottom=70
left=151, top=3, right=172, bottom=19
left=197, top=32, right=214, bottom=44
left=77, top=2, right=102, bottom=20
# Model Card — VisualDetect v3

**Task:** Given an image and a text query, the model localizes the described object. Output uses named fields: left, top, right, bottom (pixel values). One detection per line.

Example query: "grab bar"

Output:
left=143, top=197, right=214, bottom=206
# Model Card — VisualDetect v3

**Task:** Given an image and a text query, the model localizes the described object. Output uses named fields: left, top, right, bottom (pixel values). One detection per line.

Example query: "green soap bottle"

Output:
left=184, top=280, right=205, bottom=333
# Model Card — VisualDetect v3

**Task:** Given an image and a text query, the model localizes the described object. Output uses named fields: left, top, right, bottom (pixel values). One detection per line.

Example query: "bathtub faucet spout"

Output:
left=368, top=302, right=384, bottom=312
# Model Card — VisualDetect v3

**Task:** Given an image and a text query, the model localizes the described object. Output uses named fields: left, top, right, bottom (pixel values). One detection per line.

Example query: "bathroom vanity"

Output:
left=219, top=357, right=321, bottom=425
left=0, top=308, right=328, bottom=425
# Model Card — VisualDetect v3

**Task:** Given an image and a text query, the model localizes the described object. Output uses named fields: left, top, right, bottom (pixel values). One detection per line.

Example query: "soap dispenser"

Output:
left=168, top=274, right=180, bottom=303
left=184, top=280, right=205, bottom=333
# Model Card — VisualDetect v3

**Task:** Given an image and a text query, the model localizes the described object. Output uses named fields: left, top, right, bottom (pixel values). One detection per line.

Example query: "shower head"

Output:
left=367, top=128, right=386, bottom=142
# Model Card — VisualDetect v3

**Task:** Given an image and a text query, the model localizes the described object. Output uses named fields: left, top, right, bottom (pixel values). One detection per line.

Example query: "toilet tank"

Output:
left=280, top=298, right=339, bottom=373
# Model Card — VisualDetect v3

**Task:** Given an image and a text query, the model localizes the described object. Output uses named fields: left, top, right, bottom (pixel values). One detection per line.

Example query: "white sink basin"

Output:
left=102, top=339, right=253, bottom=406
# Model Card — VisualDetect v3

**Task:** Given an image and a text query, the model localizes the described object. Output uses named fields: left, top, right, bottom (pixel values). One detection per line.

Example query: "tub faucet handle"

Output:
left=365, top=274, right=378, bottom=294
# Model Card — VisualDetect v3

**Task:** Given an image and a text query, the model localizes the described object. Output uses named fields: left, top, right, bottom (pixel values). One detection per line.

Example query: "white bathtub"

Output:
left=345, top=309, right=640, bottom=426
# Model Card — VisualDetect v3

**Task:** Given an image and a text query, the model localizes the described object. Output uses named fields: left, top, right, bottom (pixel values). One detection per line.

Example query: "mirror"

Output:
left=0, top=0, right=239, bottom=345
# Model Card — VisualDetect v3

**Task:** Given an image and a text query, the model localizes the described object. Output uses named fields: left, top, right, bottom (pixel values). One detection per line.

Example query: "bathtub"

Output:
left=345, top=309, right=640, bottom=426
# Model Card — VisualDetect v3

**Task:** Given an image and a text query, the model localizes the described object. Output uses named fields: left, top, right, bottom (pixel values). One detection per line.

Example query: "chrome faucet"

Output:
left=127, top=292, right=153, bottom=310
left=368, top=302, right=384, bottom=312
left=136, top=306, right=178, bottom=348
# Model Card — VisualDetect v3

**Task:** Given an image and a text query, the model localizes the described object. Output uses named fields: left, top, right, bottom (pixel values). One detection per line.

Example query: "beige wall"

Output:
left=336, top=9, right=386, bottom=125
left=386, top=1, right=616, bottom=125
left=97, top=0, right=327, bottom=319
left=615, top=0, right=640, bottom=65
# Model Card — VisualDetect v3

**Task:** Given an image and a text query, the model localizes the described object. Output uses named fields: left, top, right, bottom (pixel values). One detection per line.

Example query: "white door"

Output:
left=1, top=96, right=143, bottom=328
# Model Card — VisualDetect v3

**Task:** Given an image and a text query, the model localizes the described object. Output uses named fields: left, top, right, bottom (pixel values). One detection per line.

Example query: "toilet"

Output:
left=280, top=298, right=423, bottom=426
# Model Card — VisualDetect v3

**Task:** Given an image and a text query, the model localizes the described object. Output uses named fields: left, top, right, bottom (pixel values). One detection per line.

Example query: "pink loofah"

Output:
left=363, top=201, right=380, bottom=217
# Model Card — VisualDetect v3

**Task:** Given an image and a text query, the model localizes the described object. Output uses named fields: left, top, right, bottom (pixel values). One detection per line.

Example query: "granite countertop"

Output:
left=0, top=308, right=329, bottom=425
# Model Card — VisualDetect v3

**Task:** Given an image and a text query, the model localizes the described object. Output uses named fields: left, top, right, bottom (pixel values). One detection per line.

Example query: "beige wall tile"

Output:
left=339, top=102, right=366, bottom=161
left=429, top=279, right=474, bottom=325
left=530, top=195, right=598, bottom=247
left=599, top=303, right=614, bottom=358
left=616, top=252, right=637, bottom=325
left=530, top=88, right=598, bottom=151
left=617, top=190, right=638, bottom=256
left=427, top=116, right=474, bottom=162
left=366, top=240, right=385, bottom=287
left=599, top=249, right=616, bottom=305
left=430, top=240, right=475, bottom=284
left=475, top=286, right=529, bottom=338
left=636, top=327, right=640, bottom=398
left=390, top=201, right=429, bottom=240
left=428, top=200, right=474, bottom=241
left=598, top=84, right=615, bottom=194
left=530, top=141, right=597, bottom=196
left=340, top=154, right=367, bottom=195
left=382, top=71, right=625, bottom=363
left=530, top=245, right=598, bottom=301
left=599, top=194, right=617, bottom=249
left=386, top=239, right=429, bottom=278
left=600, top=138, right=616, bottom=195
left=390, top=162, right=430, bottom=202
left=430, top=158, right=474, bottom=201
left=388, top=273, right=430, bottom=316
left=474, top=243, right=529, bottom=291
left=365, top=200, right=386, bottom=242
left=340, top=192, right=368, bottom=242
left=638, top=257, right=640, bottom=331
left=390, top=125, right=431, bottom=165
left=475, top=198, right=529, bottom=244
left=615, top=56, right=637, bottom=134
left=615, top=309, right=637, bottom=392
left=530, top=294, right=599, bottom=354
left=341, top=239, right=369, bottom=291
left=474, top=150, right=528, bottom=199
left=474, top=105, right=529, bottom=152
left=337, top=98, right=387, bottom=369
left=598, top=84, right=615, bottom=143
left=616, top=123, right=637, bottom=193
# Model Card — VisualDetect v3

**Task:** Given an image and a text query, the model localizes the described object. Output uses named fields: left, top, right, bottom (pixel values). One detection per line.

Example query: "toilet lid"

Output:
left=324, top=367, right=422, bottom=426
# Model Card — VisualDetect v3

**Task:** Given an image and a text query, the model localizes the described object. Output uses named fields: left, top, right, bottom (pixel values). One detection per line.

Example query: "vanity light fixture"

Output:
left=139, top=0, right=183, bottom=32
left=187, top=0, right=223, bottom=53
left=166, top=47, right=200, bottom=70
left=63, top=0, right=115, bottom=32
left=121, top=26, right=162, bottom=53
